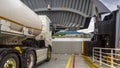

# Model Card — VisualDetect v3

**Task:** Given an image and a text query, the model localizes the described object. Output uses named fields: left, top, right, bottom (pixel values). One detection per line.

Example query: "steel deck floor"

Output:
left=36, top=54, right=89, bottom=68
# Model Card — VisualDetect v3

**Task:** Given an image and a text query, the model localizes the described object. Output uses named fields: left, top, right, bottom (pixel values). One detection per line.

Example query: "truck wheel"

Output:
left=0, top=53, right=19, bottom=68
left=46, top=47, right=52, bottom=61
left=27, top=51, right=36, bottom=68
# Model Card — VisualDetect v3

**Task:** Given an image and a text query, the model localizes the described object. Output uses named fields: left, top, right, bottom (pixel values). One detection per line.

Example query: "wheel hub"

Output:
left=4, top=58, right=16, bottom=68
left=48, top=50, right=51, bottom=58
left=27, top=54, right=34, bottom=68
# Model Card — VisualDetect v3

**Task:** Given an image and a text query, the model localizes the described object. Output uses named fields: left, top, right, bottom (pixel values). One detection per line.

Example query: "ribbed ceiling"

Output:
left=21, top=0, right=110, bottom=30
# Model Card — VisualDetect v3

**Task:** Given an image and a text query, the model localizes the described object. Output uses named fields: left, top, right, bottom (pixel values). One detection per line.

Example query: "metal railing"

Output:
left=93, top=47, right=120, bottom=68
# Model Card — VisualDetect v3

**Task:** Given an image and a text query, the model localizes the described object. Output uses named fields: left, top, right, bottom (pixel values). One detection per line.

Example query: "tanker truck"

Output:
left=0, top=0, right=52, bottom=68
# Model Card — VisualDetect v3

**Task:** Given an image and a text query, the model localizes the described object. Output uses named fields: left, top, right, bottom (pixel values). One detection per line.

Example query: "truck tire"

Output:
left=46, top=47, right=52, bottom=62
left=27, top=51, right=36, bottom=68
left=0, top=53, right=19, bottom=68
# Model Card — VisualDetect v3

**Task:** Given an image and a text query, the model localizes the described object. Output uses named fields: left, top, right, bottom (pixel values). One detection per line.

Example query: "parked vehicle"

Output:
left=0, top=0, right=52, bottom=68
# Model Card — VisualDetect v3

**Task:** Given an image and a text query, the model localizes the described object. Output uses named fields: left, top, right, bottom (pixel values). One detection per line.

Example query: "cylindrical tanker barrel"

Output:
left=0, top=0, right=42, bottom=36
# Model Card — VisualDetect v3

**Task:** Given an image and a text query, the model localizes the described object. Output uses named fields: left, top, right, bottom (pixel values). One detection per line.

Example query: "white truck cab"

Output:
left=36, top=15, right=52, bottom=47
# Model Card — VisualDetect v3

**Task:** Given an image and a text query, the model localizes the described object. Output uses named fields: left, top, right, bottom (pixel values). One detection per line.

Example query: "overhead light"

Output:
left=48, top=4, right=51, bottom=10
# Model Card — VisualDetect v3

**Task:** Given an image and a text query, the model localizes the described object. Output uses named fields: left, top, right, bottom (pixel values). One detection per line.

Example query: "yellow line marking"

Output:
left=82, top=55, right=100, bottom=68
left=66, top=54, right=72, bottom=68
left=82, top=41, right=84, bottom=54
